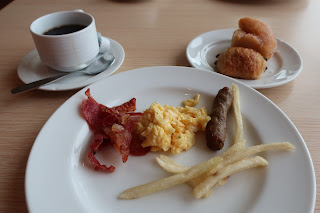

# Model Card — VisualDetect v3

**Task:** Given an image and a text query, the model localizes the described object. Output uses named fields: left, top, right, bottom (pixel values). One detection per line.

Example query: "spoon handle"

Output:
left=11, top=73, right=69, bottom=94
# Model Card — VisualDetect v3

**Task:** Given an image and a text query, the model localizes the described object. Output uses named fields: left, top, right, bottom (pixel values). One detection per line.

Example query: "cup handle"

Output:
left=97, top=32, right=111, bottom=54
left=74, top=9, right=84, bottom=12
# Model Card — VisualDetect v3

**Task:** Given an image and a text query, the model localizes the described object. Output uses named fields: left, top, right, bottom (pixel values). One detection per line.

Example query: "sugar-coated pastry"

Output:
left=216, top=47, right=267, bottom=80
left=231, top=17, right=277, bottom=60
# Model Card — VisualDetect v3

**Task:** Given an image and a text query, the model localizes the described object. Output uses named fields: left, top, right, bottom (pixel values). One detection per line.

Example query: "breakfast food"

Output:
left=231, top=84, right=244, bottom=148
left=119, top=156, right=222, bottom=200
left=216, top=47, right=267, bottom=80
left=215, top=17, right=277, bottom=80
left=231, top=17, right=277, bottom=60
left=82, top=89, right=149, bottom=173
left=119, top=84, right=296, bottom=200
left=206, top=87, right=233, bottom=150
left=183, top=94, right=200, bottom=107
left=121, top=141, right=295, bottom=200
left=83, top=84, right=295, bottom=201
left=137, top=95, right=210, bottom=154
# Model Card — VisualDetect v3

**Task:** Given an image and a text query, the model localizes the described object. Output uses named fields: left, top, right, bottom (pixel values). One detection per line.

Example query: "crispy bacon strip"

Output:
left=105, top=124, right=132, bottom=163
left=84, top=88, right=136, bottom=114
left=82, top=89, right=149, bottom=173
left=87, top=134, right=115, bottom=173
left=103, top=98, right=137, bottom=114
left=82, top=89, right=121, bottom=132
left=130, top=129, right=151, bottom=156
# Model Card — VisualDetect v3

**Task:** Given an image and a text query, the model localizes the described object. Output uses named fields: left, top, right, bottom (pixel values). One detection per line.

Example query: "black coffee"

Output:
left=43, top=24, right=86, bottom=35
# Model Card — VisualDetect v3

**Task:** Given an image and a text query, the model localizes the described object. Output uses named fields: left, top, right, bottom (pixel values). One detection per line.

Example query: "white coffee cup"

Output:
left=30, top=10, right=110, bottom=72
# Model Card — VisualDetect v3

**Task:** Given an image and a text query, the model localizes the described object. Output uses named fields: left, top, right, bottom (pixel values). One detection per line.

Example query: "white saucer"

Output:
left=17, top=37, right=125, bottom=91
left=186, top=29, right=303, bottom=89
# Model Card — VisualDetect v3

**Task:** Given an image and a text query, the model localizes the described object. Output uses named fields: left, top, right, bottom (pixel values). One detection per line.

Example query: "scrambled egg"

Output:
left=182, top=94, right=200, bottom=107
left=137, top=95, right=211, bottom=154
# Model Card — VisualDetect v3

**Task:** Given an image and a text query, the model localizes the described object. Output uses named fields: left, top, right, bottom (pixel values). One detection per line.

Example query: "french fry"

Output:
left=156, top=141, right=245, bottom=175
left=155, top=155, right=209, bottom=191
left=119, top=157, right=222, bottom=199
left=193, top=156, right=268, bottom=199
left=157, top=141, right=295, bottom=198
left=205, top=142, right=295, bottom=177
left=194, top=142, right=295, bottom=198
left=156, top=142, right=244, bottom=195
left=156, top=142, right=244, bottom=197
left=216, top=176, right=229, bottom=187
left=156, top=155, right=188, bottom=174
left=232, top=83, right=244, bottom=147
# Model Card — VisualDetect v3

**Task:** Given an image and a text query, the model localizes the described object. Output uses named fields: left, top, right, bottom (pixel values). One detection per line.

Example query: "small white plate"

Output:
left=186, top=29, right=303, bottom=89
left=17, top=37, right=125, bottom=91
left=25, top=66, right=315, bottom=213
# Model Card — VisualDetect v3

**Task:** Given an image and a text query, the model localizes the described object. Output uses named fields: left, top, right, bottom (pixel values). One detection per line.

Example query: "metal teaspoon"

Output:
left=11, top=53, right=115, bottom=94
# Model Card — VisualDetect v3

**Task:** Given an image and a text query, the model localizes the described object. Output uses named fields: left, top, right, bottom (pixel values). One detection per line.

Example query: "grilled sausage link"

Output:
left=206, top=87, right=233, bottom=150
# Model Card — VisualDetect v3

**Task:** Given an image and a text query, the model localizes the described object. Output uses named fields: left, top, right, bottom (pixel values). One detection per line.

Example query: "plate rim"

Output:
left=25, top=66, right=316, bottom=213
left=186, top=28, right=303, bottom=89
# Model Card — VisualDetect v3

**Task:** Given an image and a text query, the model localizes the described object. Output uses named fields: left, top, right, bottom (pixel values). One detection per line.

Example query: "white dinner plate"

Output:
left=17, top=37, right=125, bottom=91
left=186, top=29, right=303, bottom=89
left=25, top=66, right=315, bottom=213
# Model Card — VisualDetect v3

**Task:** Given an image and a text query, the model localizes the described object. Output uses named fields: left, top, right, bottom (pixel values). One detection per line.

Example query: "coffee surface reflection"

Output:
left=43, top=24, right=86, bottom=35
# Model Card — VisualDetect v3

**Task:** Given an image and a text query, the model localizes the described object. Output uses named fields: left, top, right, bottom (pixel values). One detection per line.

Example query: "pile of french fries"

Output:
left=120, top=84, right=296, bottom=200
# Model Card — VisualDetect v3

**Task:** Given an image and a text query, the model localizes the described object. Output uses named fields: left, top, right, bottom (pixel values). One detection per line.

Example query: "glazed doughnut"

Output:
left=216, top=47, right=267, bottom=80
left=231, top=17, right=277, bottom=60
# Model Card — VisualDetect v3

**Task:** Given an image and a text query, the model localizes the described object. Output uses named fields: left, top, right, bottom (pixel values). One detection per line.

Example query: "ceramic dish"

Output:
left=25, top=66, right=315, bottom=213
left=17, top=37, right=124, bottom=91
left=186, top=29, right=303, bottom=89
